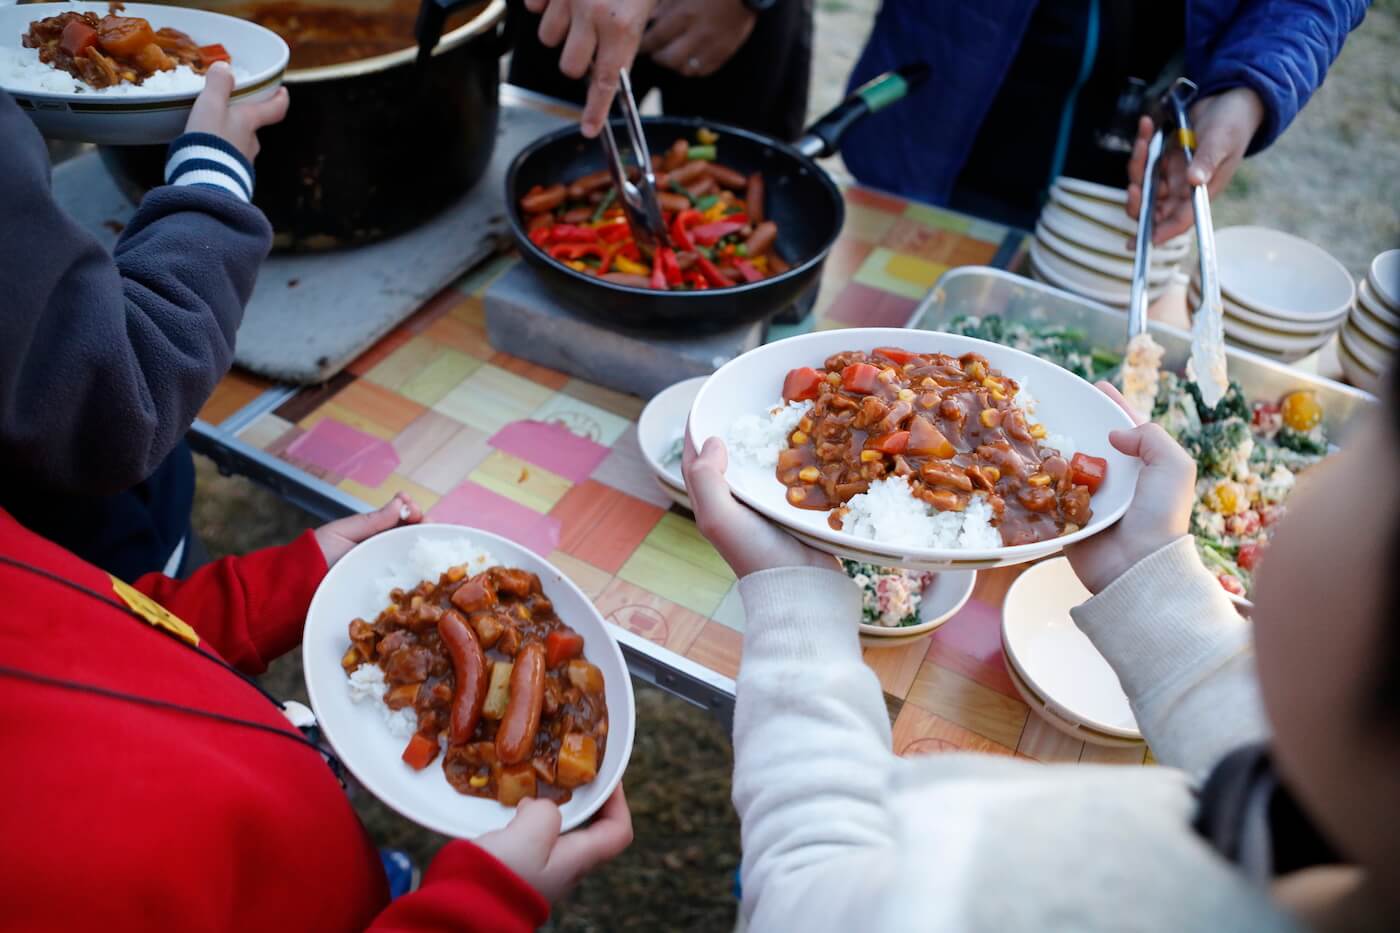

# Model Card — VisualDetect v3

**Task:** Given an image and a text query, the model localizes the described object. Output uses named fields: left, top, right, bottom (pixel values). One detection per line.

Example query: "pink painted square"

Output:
left=286, top=419, right=400, bottom=487
left=489, top=420, right=610, bottom=483
left=928, top=598, right=1003, bottom=664
left=429, top=480, right=562, bottom=556
left=825, top=281, right=919, bottom=328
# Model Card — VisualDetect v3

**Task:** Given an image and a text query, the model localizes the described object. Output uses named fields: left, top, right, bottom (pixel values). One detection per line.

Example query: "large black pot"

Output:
left=99, top=0, right=508, bottom=250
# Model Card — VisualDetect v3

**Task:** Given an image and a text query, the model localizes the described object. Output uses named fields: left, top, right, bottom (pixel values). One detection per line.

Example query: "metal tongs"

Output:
left=598, top=69, right=671, bottom=254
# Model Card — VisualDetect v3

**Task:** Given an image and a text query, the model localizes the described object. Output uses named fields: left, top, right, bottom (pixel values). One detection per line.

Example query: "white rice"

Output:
left=0, top=44, right=246, bottom=96
left=727, top=399, right=810, bottom=470
left=347, top=663, right=418, bottom=739
left=843, top=477, right=1002, bottom=550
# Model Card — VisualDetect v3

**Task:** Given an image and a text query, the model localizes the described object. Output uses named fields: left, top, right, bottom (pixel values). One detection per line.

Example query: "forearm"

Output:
left=733, top=568, right=902, bottom=925
left=1072, top=536, right=1268, bottom=779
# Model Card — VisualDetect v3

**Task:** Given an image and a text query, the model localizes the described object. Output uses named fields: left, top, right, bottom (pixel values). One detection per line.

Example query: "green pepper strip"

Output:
left=589, top=188, right=616, bottom=223
left=667, top=180, right=698, bottom=205
left=686, top=145, right=717, bottom=161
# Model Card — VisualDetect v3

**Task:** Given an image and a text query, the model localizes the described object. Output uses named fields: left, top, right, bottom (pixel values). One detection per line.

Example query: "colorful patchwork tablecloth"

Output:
left=215, top=185, right=1147, bottom=765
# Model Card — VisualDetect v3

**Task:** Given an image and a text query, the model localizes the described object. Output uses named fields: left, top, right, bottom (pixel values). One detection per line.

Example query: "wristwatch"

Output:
left=742, top=0, right=778, bottom=12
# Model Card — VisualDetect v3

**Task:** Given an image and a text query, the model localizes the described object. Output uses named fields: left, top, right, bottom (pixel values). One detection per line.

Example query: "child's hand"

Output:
left=184, top=61, right=290, bottom=162
left=313, top=493, right=424, bottom=568
left=1065, top=383, right=1197, bottom=594
left=683, top=436, right=839, bottom=578
left=476, top=786, right=633, bottom=902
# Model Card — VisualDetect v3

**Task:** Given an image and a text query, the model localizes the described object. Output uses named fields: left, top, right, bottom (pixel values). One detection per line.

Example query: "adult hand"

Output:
left=528, top=0, right=654, bottom=138
left=184, top=61, right=290, bottom=162
left=1065, top=383, right=1196, bottom=594
left=313, top=493, right=423, bottom=568
left=1125, top=87, right=1265, bottom=244
left=683, top=436, right=839, bottom=578
left=476, top=787, right=634, bottom=903
left=640, top=0, right=756, bottom=78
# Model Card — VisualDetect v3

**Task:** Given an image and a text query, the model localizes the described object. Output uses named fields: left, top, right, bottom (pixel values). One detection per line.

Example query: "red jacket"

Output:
left=0, top=509, right=548, bottom=932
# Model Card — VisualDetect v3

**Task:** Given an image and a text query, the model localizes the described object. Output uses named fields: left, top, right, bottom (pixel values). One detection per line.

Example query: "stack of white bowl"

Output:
left=1338, top=249, right=1399, bottom=393
left=1028, top=177, right=1190, bottom=308
left=1188, top=226, right=1354, bottom=365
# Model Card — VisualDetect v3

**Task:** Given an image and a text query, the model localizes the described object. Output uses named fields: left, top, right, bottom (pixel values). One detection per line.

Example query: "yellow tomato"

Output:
left=1280, top=390, right=1322, bottom=432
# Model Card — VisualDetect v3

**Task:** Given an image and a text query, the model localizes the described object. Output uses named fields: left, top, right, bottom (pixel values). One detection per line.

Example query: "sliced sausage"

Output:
left=495, top=641, right=546, bottom=765
left=658, top=192, right=692, bottom=213
left=666, top=160, right=707, bottom=186
left=520, top=184, right=566, bottom=214
left=745, top=220, right=777, bottom=256
left=438, top=611, right=489, bottom=745
left=601, top=272, right=653, bottom=287
left=745, top=172, right=765, bottom=224
left=566, top=170, right=611, bottom=201
left=662, top=138, right=689, bottom=171
left=706, top=162, right=747, bottom=190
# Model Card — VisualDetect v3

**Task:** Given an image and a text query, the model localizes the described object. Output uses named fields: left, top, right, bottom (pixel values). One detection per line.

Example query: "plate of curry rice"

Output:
left=688, top=328, right=1140, bottom=571
left=1, top=2, right=287, bottom=144
left=303, top=524, right=635, bottom=836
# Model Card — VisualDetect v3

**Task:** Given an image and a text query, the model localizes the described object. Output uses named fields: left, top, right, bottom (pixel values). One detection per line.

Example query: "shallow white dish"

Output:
left=637, top=376, right=706, bottom=505
left=1048, top=186, right=1138, bottom=236
left=1358, top=278, right=1400, bottom=331
left=1370, top=249, right=1400, bottom=312
left=1039, top=202, right=1189, bottom=264
left=1001, top=557, right=1141, bottom=743
left=688, top=328, right=1141, bottom=572
left=857, top=569, right=977, bottom=638
left=303, top=523, right=636, bottom=836
left=1, top=2, right=287, bottom=144
left=1214, top=226, right=1355, bottom=325
left=1035, top=222, right=1172, bottom=285
left=1054, top=176, right=1127, bottom=206
left=1029, top=241, right=1166, bottom=308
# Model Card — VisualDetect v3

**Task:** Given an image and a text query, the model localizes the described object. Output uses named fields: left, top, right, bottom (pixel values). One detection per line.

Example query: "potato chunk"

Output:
left=497, top=763, right=537, bottom=806
left=556, top=733, right=598, bottom=789
left=482, top=661, right=513, bottom=720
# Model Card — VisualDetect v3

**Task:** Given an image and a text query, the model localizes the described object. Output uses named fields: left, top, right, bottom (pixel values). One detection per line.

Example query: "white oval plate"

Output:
left=687, top=328, right=1141, bottom=572
left=857, top=568, right=976, bottom=638
left=1, top=2, right=288, bottom=144
left=1001, top=557, right=1141, bottom=741
left=303, top=523, right=636, bottom=837
left=637, top=376, right=707, bottom=501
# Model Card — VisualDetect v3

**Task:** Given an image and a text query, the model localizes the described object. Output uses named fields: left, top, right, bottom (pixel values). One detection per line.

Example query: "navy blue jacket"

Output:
left=1, top=90, right=270, bottom=578
left=842, top=0, right=1369, bottom=205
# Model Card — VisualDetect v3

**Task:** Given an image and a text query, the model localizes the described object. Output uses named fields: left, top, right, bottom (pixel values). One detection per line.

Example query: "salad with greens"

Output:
left=942, top=314, right=1121, bottom=381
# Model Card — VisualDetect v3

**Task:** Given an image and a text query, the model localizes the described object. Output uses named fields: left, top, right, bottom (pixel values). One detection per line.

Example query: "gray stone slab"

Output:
left=50, top=105, right=569, bottom=385
left=484, top=261, right=767, bottom=398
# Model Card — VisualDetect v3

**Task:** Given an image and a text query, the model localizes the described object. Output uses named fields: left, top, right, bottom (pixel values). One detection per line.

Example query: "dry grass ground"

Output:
left=193, top=4, right=1396, bottom=929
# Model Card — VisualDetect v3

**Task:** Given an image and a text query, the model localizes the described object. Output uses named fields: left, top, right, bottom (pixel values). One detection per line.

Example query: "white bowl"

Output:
left=1035, top=222, right=1173, bottom=285
left=1337, top=331, right=1381, bottom=394
left=687, top=328, right=1142, bottom=572
left=1048, top=186, right=1138, bottom=236
left=637, top=376, right=707, bottom=509
left=1039, top=202, right=1190, bottom=264
left=1359, top=278, right=1400, bottom=331
left=1349, top=302, right=1400, bottom=350
left=1189, top=283, right=1334, bottom=359
left=857, top=569, right=977, bottom=638
left=1029, top=241, right=1168, bottom=308
left=1214, top=226, right=1355, bottom=325
left=302, top=523, right=636, bottom=836
left=1189, top=279, right=1346, bottom=336
left=1370, top=250, right=1400, bottom=313
left=1341, top=317, right=1396, bottom=369
left=1054, top=176, right=1127, bottom=205
left=1, top=2, right=288, bottom=145
left=1001, top=558, right=1142, bottom=743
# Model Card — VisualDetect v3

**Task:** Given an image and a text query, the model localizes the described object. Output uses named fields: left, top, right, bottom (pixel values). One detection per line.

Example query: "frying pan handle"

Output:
left=795, top=63, right=930, bottom=160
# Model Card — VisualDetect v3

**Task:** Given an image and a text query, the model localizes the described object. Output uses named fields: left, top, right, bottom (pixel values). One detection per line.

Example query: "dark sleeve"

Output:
left=0, top=90, right=272, bottom=496
left=1193, top=0, right=1369, bottom=154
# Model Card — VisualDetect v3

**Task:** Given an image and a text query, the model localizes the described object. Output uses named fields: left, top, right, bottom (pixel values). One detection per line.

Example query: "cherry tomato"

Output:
left=1280, top=390, right=1322, bottom=432
left=1236, top=542, right=1264, bottom=572
left=1218, top=574, right=1247, bottom=597
left=1068, top=453, right=1108, bottom=494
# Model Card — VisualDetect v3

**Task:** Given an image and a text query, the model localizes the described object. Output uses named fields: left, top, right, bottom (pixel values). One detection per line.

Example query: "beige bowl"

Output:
left=1215, top=226, right=1355, bottom=325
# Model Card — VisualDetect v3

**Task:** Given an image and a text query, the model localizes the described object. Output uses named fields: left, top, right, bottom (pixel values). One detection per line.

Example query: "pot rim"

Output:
left=282, top=0, right=505, bottom=84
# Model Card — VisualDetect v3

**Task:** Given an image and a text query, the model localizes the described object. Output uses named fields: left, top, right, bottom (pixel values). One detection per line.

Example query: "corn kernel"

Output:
left=1028, top=473, right=1052, bottom=487
left=798, top=466, right=821, bottom=483
left=982, top=377, right=1002, bottom=391
left=860, top=449, right=883, bottom=462
left=469, top=774, right=489, bottom=788
left=798, top=416, right=814, bottom=433
left=921, top=377, right=936, bottom=388
left=982, top=466, right=1000, bottom=483
left=789, top=430, right=808, bottom=445
left=917, top=393, right=938, bottom=409
left=980, top=409, right=1001, bottom=428
left=967, top=361, right=987, bottom=380
left=990, top=389, right=1008, bottom=402
left=787, top=486, right=806, bottom=504
left=446, top=564, right=466, bottom=582
left=1029, top=423, right=1047, bottom=439
left=826, top=371, right=842, bottom=385
left=897, top=388, right=916, bottom=401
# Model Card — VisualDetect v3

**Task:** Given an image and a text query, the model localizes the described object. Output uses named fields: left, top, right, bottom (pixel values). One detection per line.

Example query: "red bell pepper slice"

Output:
left=528, top=226, right=551, bottom=247
left=691, top=220, right=746, bottom=246
left=650, top=251, right=667, bottom=290
left=548, top=243, right=605, bottom=261
left=548, top=224, right=599, bottom=245
left=596, top=221, right=631, bottom=243
left=694, top=255, right=729, bottom=288
left=842, top=362, right=879, bottom=394
left=734, top=259, right=764, bottom=283
left=687, top=271, right=709, bottom=290
left=782, top=367, right=824, bottom=402
left=670, top=209, right=703, bottom=251
left=874, top=347, right=921, bottom=366
left=198, top=43, right=231, bottom=65
left=1068, top=452, right=1107, bottom=494
left=658, top=247, right=683, bottom=286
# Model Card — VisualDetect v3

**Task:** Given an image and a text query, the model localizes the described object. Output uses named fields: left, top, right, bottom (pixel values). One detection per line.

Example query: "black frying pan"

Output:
left=505, top=64, right=928, bottom=335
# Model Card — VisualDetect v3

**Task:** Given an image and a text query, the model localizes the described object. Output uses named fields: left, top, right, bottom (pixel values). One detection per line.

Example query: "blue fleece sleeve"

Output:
left=1193, top=0, right=1368, bottom=154
left=0, top=91, right=271, bottom=495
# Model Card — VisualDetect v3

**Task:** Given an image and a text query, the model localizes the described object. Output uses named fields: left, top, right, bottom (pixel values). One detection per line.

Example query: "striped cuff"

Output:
left=164, top=132, right=255, bottom=203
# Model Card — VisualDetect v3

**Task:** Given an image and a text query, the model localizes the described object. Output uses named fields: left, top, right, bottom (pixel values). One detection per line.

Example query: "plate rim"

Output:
left=856, top=568, right=978, bottom=637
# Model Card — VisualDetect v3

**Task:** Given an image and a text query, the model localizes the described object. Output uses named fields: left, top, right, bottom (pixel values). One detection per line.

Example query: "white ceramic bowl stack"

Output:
left=1337, top=249, right=1399, bottom=393
left=1187, top=226, right=1354, bottom=365
left=1028, top=177, right=1190, bottom=308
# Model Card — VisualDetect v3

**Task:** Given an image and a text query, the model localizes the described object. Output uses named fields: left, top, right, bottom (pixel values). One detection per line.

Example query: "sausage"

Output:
left=561, top=206, right=593, bottom=224
left=438, top=611, right=489, bottom=745
left=520, top=184, right=566, bottom=214
left=662, top=138, right=689, bottom=171
left=666, top=160, right=707, bottom=186
left=601, top=272, right=653, bottom=287
left=745, top=220, right=777, bottom=256
left=706, top=162, right=747, bottom=190
left=658, top=192, right=691, bottom=213
left=526, top=212, right=553, bottom=232
left=566, top=169, right=611, bottom=201
left=686, top=176, right=718, bottom=199
left=745, top=172, right=765, bottom=224
left=496, top=641, right=546, bottom=764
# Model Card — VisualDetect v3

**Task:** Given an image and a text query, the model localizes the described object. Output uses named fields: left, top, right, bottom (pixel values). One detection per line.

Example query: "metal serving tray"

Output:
left=909, top=267, right=1374, bottom=436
